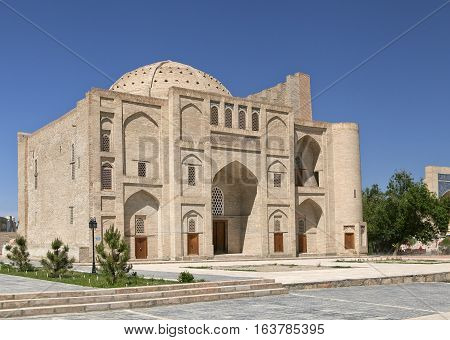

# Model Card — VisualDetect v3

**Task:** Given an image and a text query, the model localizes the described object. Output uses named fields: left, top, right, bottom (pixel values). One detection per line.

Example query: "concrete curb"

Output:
left=284, top=272, right=450, bottom=290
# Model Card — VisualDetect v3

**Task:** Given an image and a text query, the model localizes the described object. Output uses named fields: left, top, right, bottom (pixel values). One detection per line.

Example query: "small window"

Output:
left=225, top=108, right=232, bottom=128
left=274, top=216, right=281, bottom=231
left=188, top=166, right=196, bottom=186
left=274, top=173, right=282, bottom=187
left=298, top=219, right=306, bottom=234
left=71, top=163, right=75, bottom=180
left=101, top=164, right=112, bottom=190
left=238, top=110, right=246, bottom=129
left=101, top=133, right=110, bottom=152
left=210, top=105, right=219, bottom=126
left=135, top=217, right=145, bottom=234
left=69, top=206, right=74, bottom=224
left=71, top=144, right=75, bottom=162
left=138, top=162, right=146, bottom=177
left=252, top=112, right=259, bottom=131
left=188, top=218, right=196, bottom=233
left=34, top=159, right=38, bottom=189
left=70, top=144, right=76, bottom=180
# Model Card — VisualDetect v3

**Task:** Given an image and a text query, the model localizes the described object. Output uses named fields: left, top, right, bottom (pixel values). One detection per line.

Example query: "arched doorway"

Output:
left=297, top=199, right=323, bottom=254
left=124, top=190, right=159, bottom=259
left=212, top=161, right=258, bottom=255
left=295, top=136, right=321, bottom=187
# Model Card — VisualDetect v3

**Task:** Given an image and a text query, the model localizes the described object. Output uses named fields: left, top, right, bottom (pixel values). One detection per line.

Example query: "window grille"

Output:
left=252, top=112, right=259, bottom=131
left=101, top=133, right=110, bottom=152
left=138, top=162, right=146, bottom=177
left=69, top=206, right=74, bottom=224
left=188, top=166, right=196, bottom=186
left=274, top=216, right=281, bottom=231
left=274, top=173, right=282, bottom=187
left=225, top=108, right=232, bottom=128
left=101, top=165, right=112, bottom=190
left=135, top=217, right=145, bottom=234
left=211, top=187, right=224, bottom=216
left=188, top=218, right=196, bottom=233
left=298, top=219, right=306, bottom=233
left=71, top=163, right=75, bottom=180
left=238, top=110, right=246, bottom=129
left=210, top=105, right=219, bottom=125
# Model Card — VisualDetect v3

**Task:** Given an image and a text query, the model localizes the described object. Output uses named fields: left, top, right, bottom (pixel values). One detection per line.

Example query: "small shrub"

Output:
left=178, top=271, right=195, bottom=283
left=5, top=236, right=33, bottom=271
left=40, top=238, right=75, bottom=278
left=96, top=226, right=132, bottom=285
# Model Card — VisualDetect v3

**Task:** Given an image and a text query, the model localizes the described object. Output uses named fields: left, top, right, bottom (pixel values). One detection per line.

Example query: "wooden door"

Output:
left=274, top=232, right=284, bottom=253
left=135, top=237, right=148, bottom=259
left=344, top=233, right=355, bottom=250
left=298, top=234, right=307, bottom=253
left=213, top=221, right=227, bottom=254
left=187, top=234, right=199, bottom=255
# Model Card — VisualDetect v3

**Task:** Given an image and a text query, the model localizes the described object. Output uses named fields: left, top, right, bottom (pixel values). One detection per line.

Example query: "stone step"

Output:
left=0, top=278, right=272, bottom=301
left=0, top=282, right=283, bottom=309
left=0, top=287, right=288, bottom=318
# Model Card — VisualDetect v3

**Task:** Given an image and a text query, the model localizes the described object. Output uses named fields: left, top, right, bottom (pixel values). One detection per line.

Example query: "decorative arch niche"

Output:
left=123, top=112, right=159, bottom=178
left=267, top=116, right=287, bottom=150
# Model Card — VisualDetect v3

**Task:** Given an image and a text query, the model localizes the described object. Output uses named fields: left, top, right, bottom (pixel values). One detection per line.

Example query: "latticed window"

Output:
left=70, top=144, right=75, bottom=180
left=211, top=187, right=224, bottom=216
left=135, top=217, right=145, bottom=234
left=188, top=166, right=196, bottom=186
left=210, top=105, right=219, bottom=125
left=274, top=216, right=281, bottom=231
left=238, top=110, right=246, bottom=129
left=188, top=218, right=196, bottom=233
left=34, top=159, right=38, bottom=189
left=138, top=162, right=146, bottom=177
left=225, top=108, right=232, bottom=128
left=101, top=164, right=112, bottom=190
left=274, top=173, right=282, bottom=187
left=298, top=219, right=306, bottom=233
left=252, top=112, right=259, bottom=131
left=101, top=133, right=110, bottom=152
left=69, top=206, right=74, bottom=224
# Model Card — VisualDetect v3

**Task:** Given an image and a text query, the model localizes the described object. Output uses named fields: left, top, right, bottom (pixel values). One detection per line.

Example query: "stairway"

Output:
left=0, top=279, right=287, bottom=318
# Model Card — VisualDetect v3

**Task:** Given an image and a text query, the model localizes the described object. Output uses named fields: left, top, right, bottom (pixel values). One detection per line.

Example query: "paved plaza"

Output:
left=15, top=283, right=450, bottom=320
left=0, top=273, right=87, bottom=294
left=105, top=257, right=450, bottom=284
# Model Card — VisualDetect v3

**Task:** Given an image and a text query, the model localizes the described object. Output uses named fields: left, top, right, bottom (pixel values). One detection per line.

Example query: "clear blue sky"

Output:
left=0, top=0, right=449, bottom=216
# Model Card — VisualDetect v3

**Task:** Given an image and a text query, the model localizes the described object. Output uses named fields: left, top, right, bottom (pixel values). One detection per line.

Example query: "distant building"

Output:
left=425, top=165, right=450, bottom=236
left=17, top=60, right=367, bottom=261
left=0, top=216, right=17, bottom=232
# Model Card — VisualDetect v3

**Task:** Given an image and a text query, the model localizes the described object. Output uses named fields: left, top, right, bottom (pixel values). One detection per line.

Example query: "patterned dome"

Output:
left=110, top=60, right=231, bottom=98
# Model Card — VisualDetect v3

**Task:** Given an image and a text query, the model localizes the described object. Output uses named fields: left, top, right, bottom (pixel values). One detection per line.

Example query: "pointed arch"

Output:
left=268, top=160, right=287, bottom=173
left=181, top=154, right=202, bottom=166
left=267, top=116, right=287, bottom=150
left=181, top=102, right=202, bottom=114
left=124, top=111, right=158, bottom=129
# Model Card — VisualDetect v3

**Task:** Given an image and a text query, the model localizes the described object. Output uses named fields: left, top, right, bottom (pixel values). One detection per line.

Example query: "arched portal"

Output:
left=124, top=190, right=159, bottom=259
left=295, top=136, right=321, bottom=187
left=212, top=161, right=258, bottom=254
left=296, top=199, right=323, bottom=254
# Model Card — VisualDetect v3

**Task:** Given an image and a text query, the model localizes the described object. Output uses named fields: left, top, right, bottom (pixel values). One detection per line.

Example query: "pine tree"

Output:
left=5, top=235, right=34, bottom=271
left=96, top=226, right=132, bottom=285
left=40, top=239, right=75, bottom=277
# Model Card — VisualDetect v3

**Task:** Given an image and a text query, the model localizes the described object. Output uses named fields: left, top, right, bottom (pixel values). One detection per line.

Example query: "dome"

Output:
left=110, top=60, right=231, bottom=98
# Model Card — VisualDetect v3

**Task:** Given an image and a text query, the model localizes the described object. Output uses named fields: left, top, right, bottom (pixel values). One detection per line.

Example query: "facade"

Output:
left=18, top=60, right=367, bottom=261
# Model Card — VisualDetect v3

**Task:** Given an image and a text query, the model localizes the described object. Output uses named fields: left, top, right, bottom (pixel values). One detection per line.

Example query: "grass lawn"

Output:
left=0, top=262, right=176, bottom=289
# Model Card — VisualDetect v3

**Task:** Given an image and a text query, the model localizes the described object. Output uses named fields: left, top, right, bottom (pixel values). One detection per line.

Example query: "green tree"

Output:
left=5, top=235, right=34, bottom=271
left=96, top=226, right=132, bottom=285
left=363, top=171, right=450, bottom=254
left=40, top=238, right=75, bottom=277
